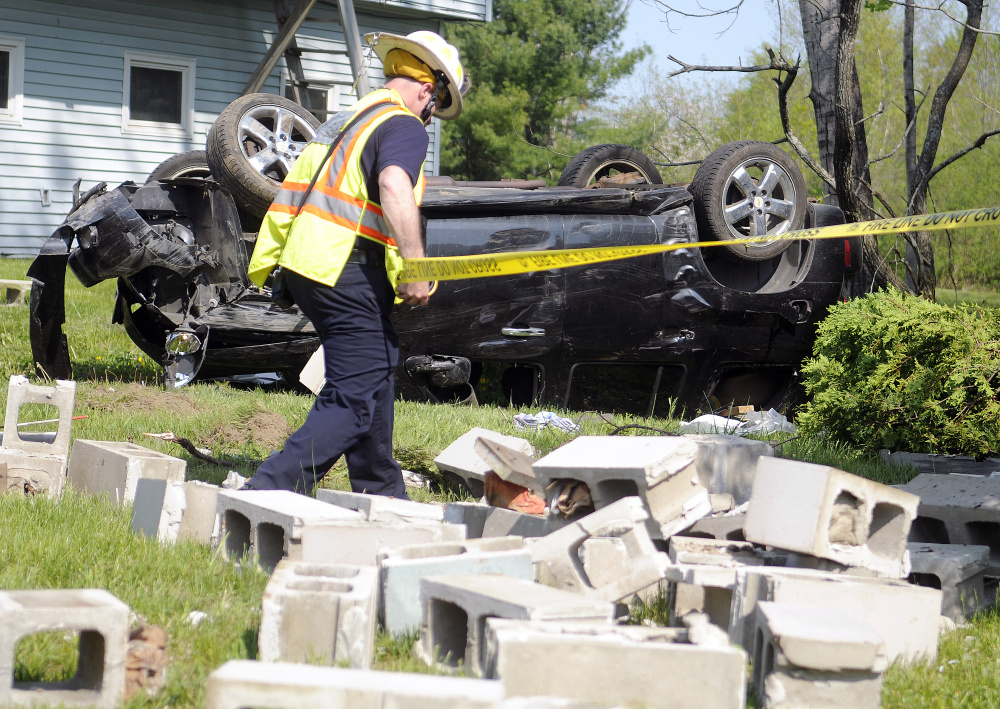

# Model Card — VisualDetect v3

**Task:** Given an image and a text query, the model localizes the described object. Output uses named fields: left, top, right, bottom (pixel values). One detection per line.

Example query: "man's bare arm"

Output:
left=379, top=165, right=430, bottom=306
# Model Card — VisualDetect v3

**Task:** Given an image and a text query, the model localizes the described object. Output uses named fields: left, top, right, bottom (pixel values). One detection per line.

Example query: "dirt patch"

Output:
left=82, top=384, right=199, bottom=416
left=208, top=411, right=290, bottom=452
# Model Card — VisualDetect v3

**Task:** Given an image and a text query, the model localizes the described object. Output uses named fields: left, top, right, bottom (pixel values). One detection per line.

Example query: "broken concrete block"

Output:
left=2, top=376, right=75, bottom=457
left=315, top=488, right=444, bottom=524
left=418, top=574, right=613, bottom=676
left=298, top=345, right=325, bottom=396
left=68, top=439, right=186, bottom=505
left=664, top=564, right=742, bottom=629
left=0, top=589, right=129, bottom=708
left=684, top=512, right=747, bottom=541
left=258, top=561, right=378, bottom=668
left=131, top=479, right=220, bottom=544
left=730, top=566, right=943, bottom=664
left=686, top=434, right=773, bottom=504
left=379, top=537, right=533, bottom=635
left=0, top=279, right=31, bottom=307
left=299, top=519, right=465, bottom=566
left=669, top=536, right=770, bottom=567
left=744, top=456, right=918, bottom=578
left=0, top=448, right=69, bottom=498
left=217, top=490, right=364, bottom=572
left=531, top=436, right=712, bottom=538
left=907, top=542, right=993, bottom=622
left=474, top=437, right=543, bottom=493
left=444, top=501, right=549, bottom=539
left=752, top=602, right=886, bottom=708
left=204, top=660, right=505, bottom=709
left=528, top=497, right=671, bottom=603
left=901, top=473, right=1000, bottom=577
left=483, top=619, right=747, bottom=709
left=434, top=428, right=535, bottom=497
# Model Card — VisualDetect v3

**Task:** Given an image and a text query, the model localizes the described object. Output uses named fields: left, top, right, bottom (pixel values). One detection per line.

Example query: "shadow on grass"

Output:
left=241, top=628, right=260, bottom=660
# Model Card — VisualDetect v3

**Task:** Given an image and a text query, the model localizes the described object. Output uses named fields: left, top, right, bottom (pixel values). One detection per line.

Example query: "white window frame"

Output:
left=0, top=35, right=25, bottom=125
left=122, top=51, right=195, bottom=136
left=279, top=70, right=343, bottom=119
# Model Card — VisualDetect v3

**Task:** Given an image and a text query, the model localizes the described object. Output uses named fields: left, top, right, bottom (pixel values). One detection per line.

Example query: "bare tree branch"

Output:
left=921, top=128, right=1000, bottom=186
left=868, top=91, right=929, bottom=166
left=855, top=101, right=885, bottom=127
left=772, top=56, right=838, bottom=192
left=885, top=0, right=1000, bottom=35
left=666, top=47, right=795, bottom=78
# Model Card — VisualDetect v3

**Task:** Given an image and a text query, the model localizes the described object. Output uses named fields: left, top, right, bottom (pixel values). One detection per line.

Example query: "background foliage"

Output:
left=797, top=290, right=1000, bottom=456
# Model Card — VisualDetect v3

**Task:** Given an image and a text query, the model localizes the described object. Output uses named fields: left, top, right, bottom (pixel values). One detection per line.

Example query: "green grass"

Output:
left=0, top=256, right=994, bottom=707
left=935, top=288, right=1000, bottom=309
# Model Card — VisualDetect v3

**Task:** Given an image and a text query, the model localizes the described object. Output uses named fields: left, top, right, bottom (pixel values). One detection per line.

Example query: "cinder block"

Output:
left=434, top=428, right=535, bottom=497
left=2, top=376, right=75, bottom=457
left=0, top=279, right=31, bottom=306
left=259, top=561, right=378, bottom=668
left=0, top=449, right=68, bottom=498
left=204, top=660, right=505, bottom=709
left=528, top=497, right=671, bottom=603
left=444, top=501, right=549, bottom=539
left=0, top=589, right=129, bottom=708
left=669, top=537, right=770, bottom=568
left=0, top=376, right=76, bottom=497
left=484, top=619, right=747, bottom=709
left=901, top=473, right=1000, bottom=576
left=316, top=488, right=444, bottom=524
left=907, top=542, right=993, bottom=622
left=300, top=519, right=466, bottom=566
left=217, top=490, right=364, bottom=572
left=752, top=602, right=886, bottom=708
left=531, top=436, right=712, bottom=538
left=744, top=456, right=918, bottom=578
left=474, top=438, right=543, bottom=494
left=684, top=513, right=747, bottom=541
left=131, top=479, right=220, bottom=544
left=730, top=567, right=943, bottom=664
left=69, top=440, right=186, bottom=505
left=418, top=574, right=613, bottom=676
left=379, top=538, right=532, bottom=635
left=664, top=564, right=742, bottom=629
left=686, top=434, right=773, bottom=504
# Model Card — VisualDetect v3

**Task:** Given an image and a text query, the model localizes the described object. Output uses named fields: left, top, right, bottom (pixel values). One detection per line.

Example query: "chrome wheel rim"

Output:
left=237, top=104, right=316, bottom=182
left=722, top=157, right=798, bottom=246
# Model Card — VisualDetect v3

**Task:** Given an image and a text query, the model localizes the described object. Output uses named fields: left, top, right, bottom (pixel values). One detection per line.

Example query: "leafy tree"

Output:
left=442, top=0, right=650, bottom=181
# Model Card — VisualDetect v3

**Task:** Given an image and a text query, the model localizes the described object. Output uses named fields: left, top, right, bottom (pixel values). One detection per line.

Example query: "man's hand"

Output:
left=397, top=280, right=431, bottom=306
left=379, top=165, right=433, bottom=306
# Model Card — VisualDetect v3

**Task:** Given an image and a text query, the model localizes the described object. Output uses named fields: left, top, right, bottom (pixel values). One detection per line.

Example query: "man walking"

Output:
left=243, top=31, right=469, bottom=497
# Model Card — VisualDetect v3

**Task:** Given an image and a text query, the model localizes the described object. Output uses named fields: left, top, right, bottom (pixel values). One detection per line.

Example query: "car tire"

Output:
left=146, top=150, right=264, bottom=233
left=558, top=144, right=663, bottom=188
left=689, top=141, right=806, bottom=261
left=206, top=93, right=321, bottom=220
left=146, top=150, right=213, bottom=181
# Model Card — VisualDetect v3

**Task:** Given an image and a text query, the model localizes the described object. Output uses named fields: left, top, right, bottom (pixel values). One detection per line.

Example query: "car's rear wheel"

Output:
left=146, top=150, right=213, bottom=181
left=558, top=144, right=663, bottom=188
left=690, top=141, right=806, bottom=261
left=206, top=93, right=321, bottom=220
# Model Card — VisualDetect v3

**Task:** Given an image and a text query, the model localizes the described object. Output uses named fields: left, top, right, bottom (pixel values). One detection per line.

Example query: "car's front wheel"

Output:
left=206, top=93, right=321, bottom=220
left=689, top=141, right=806, bottom=261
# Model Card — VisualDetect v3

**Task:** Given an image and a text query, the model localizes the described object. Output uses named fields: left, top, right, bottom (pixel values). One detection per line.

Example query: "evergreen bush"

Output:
left=796, top=290, right=1000, bottom=456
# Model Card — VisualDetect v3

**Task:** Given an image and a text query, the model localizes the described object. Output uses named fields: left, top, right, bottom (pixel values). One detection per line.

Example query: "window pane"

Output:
left=284, top=84, right=329, bottom=121
left=130, top=66, right=182, bottom=123
left=0, top=50, right=9, bottom=110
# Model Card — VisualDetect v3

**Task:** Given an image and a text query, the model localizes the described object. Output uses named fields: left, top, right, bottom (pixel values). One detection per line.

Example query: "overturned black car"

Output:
left=28, top=95, right=858, bottom=416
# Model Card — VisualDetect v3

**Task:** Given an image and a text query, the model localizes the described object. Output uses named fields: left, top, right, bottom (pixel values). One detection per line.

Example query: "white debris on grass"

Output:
left=513, top=411, right=580, bottom=433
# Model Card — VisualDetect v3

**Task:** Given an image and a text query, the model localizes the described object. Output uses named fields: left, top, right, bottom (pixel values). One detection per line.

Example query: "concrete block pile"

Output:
left=12, top=380, right=1000, bottom=708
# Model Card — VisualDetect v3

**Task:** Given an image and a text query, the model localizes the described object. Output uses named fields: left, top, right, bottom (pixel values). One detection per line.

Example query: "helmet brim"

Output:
left=365, top=32, right=464, bottom=120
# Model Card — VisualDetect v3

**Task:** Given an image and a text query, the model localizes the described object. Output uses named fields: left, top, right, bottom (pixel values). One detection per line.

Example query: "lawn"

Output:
left=2, top=256, right=998, bottom=707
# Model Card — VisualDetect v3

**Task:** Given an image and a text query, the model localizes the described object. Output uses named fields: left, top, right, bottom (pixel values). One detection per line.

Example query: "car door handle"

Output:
left=502, top=327, right=546, bottom=338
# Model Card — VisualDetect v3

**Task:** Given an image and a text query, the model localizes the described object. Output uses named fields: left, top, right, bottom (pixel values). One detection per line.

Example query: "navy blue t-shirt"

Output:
left=360, top=115, right=429, bottom=205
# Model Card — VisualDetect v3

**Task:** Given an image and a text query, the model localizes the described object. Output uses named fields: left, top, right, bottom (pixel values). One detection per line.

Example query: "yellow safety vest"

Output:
left=247, top=88, right=426, bottom=294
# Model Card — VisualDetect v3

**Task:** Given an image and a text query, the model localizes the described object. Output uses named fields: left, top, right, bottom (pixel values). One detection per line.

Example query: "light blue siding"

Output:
left=0, top=0, right=483, bottom=257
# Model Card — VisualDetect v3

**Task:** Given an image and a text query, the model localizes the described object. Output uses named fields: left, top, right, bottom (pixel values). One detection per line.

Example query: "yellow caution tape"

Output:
left=398, top=204, right=1000, bottom=283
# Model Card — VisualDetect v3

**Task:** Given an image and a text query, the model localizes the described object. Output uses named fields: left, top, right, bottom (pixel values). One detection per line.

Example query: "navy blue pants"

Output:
left=247, top=250, right=408, bottom=498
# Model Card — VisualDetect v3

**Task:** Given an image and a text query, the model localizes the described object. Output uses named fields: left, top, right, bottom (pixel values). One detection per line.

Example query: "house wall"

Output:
left=0, top=0, right=484, bottom=257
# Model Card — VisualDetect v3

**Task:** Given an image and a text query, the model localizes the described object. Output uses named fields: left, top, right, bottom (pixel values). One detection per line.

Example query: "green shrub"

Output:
left=796, top=290, right=1000, bottom=456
